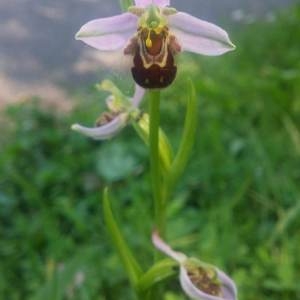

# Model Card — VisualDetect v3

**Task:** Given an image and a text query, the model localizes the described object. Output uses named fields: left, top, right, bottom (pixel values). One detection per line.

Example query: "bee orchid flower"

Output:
left=71, top=80, right=145, bottom=140
left=76, top=0, right=235, bottom=89
left=152, top=231, right=238, bottom=300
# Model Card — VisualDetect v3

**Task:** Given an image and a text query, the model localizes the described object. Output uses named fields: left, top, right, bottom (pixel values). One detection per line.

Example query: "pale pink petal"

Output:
left=153, top=0, right=170, bottom=6
left=76, top=13, right=137, bottom=51
left=217, top=269, right=238, bottom=300
left=71, top=113, right=128, bottom=140
left=134, top=0, right=170, bottom=7
left=168, top=12, right=235, bottom=56
left=180, top=267, right=237, bottom=300
left=152, top=231, right=187, bottom=263
left=131, top=84, right=145, bottom=107
left=134, top=0, right=151, bottom=6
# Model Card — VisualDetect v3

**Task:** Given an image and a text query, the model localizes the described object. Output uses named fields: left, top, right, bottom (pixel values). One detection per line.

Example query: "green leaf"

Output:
left=167, top=80, right=198, bottom=191
left=136, top=259, right=177, bottom=292
left=102, top=188, right=143, bottom=287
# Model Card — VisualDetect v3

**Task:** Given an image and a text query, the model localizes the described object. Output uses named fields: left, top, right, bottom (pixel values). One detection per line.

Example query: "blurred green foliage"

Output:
left=1, top=5, right=300, bottom=300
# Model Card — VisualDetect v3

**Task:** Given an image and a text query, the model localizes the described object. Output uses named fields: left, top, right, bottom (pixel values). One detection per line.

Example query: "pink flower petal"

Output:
left=180, top=267, right=237, bottom=300
left=71, top=113, right=128, bottom=140
left=134, top=0, right=151, bottom=6
left=168, top=12, right=235, bottom=56
left=152, top=231, right=187, bottom=263
left=153, top=0, right=170, bottom=6
left=76, top=13, right=137, bottom=51
left=134, top=0, right=170, bottom=7
left=131, top=84, right=145, bottom=107
left=217, top=269, right=238, bottom=300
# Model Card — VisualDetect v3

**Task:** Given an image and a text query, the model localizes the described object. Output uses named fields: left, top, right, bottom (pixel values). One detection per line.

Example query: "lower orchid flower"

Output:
left=76, top=0, right=235, bottom=89
left=152, top=231, right=238, bottom=300
left=71, top=80, right=145, bottom=140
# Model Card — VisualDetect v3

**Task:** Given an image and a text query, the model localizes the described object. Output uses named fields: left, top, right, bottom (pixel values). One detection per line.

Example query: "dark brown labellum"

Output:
left=124, top=27, right=181, bottom=89
left=132, top=46, right=177, bottom=89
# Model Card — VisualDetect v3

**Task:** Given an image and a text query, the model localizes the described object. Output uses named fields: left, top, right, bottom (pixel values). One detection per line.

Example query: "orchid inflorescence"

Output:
left=73, top=0, right=235, bottom=139
left=76, top=0, right=234, bottom=89
left=72, top=0, right=237, bottom=299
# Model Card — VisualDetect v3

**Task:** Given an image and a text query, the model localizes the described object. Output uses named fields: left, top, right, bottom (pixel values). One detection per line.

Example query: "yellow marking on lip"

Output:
left=146, top=30, right=152, bottom=48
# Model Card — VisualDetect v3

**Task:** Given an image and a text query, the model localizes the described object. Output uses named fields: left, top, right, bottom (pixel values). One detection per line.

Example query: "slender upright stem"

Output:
left=148, top=90, right=165, bottom=237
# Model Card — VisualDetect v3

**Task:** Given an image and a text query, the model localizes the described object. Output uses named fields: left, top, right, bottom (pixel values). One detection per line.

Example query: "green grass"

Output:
left=0, top=6, right=300, bottom=300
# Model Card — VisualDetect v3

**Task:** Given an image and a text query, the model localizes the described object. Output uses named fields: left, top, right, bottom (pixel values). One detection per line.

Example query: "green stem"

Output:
left=148, top=90, right=165, bottom=237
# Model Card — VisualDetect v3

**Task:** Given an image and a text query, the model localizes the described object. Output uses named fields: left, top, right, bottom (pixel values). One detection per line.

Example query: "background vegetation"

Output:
left=0, top=5, right=299, bottom=300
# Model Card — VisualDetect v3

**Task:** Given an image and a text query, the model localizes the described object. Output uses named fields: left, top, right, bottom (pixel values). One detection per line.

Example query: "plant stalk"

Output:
left=148, top=90, right=165, bottom=237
